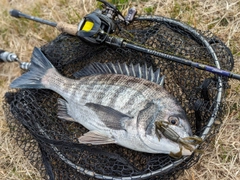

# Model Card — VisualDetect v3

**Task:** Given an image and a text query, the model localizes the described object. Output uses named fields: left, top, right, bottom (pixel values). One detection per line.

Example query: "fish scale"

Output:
left=47, top=72, right=160, bottom=114
left=10, top=47, right=195, bottom=156
left=62, top=80, right=147, bottom=115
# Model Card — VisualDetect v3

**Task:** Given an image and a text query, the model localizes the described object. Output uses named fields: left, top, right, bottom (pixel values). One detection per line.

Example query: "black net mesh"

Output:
left=3, top=15, right=233, bottom=180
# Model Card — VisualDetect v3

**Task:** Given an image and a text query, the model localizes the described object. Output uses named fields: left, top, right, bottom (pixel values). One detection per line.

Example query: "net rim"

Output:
left=39, top=16, right=224, bottom=179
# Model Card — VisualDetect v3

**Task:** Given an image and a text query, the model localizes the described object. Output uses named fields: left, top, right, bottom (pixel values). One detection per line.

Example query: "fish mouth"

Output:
left=170, top=135, right=203, bottom=159
left=181, top=146, right=194, bottom=155
left=155, top=121, right=202, bottom=144
left=169, top=145, right=194, bottom=158
left=155, top=121, right=203, bottom=157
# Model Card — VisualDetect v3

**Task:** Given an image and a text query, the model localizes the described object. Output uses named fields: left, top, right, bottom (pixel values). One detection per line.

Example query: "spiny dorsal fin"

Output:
left=73, top=62, right=165, bottom=86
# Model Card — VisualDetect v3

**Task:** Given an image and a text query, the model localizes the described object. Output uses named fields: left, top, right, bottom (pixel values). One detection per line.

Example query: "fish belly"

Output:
left=65, top=103, right=154, bottom=152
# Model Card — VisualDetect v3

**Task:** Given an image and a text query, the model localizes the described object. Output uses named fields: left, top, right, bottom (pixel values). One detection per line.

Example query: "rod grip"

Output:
left=56, top=22, right=78, bottom=35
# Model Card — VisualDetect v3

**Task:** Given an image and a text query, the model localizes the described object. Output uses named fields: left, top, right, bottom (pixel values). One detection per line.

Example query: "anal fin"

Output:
left=78, top=130, right=116, bottom=145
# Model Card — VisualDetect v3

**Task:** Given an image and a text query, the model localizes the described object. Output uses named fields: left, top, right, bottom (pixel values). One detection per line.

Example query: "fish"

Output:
left=10, top=47, right=197, bottom=157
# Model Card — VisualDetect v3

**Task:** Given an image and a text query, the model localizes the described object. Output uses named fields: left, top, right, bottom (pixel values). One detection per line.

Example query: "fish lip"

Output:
left=155, top=125, right=197, bottom=155
left=181, top=145, right=194, bottom=156
left=155, top=130, right=195, bottom=156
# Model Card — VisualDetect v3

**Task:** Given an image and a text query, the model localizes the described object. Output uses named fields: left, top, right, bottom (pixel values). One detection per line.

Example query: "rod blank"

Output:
left=121, top=41, right=240, bottom=80
left=9, top=9, right=240, bottom=80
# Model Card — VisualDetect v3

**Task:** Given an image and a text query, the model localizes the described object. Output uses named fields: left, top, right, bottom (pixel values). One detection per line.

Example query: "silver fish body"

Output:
left=11, top=47, right=194, bottom=156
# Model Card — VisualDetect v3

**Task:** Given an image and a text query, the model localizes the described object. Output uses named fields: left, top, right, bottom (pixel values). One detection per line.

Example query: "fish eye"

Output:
left=168, top=116, right=179, bottom=125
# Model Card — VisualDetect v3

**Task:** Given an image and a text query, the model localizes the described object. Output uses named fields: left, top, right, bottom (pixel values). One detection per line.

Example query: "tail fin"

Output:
left=10, top=47, right=54, bottom=89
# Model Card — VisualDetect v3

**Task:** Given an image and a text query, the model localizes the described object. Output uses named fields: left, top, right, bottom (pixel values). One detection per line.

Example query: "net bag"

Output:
left=3, top=15, right=233, bottom=179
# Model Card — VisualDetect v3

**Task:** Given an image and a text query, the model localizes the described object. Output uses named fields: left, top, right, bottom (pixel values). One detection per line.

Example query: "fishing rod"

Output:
left=9, top=0, right=240, bottom=80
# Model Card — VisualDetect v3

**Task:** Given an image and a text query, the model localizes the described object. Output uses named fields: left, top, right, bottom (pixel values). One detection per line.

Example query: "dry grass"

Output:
left=0, top=0, right=239, bottom=179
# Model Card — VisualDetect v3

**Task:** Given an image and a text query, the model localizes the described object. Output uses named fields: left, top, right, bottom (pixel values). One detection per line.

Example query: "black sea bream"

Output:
left=11, top=47, right=195, bottom=156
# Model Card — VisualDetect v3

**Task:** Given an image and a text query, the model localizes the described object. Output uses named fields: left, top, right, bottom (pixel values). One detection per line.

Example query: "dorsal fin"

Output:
left=73, top=62, right=165, bottom=86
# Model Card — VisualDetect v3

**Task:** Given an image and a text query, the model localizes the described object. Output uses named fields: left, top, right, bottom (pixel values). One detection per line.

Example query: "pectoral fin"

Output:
left=85, top=102, right=133, bottom=130
left=78, top=130, right=116, bottom=145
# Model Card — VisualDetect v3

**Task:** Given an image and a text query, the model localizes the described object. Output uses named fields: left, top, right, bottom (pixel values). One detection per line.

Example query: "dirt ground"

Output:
left=0, top=0, right=239, bottom=179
